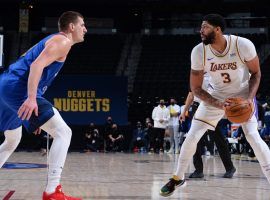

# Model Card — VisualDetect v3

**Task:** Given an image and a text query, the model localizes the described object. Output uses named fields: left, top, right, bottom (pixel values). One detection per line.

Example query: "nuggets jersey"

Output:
left=6, top=33, right=65, bottom=96
left=0, top=33, right=65, bottom=131
left=191, top=35, right=257, bottom=100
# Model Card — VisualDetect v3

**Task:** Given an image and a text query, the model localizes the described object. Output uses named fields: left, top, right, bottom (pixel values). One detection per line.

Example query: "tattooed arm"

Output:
left=246, top=56, right=261, bottom=101
left=190, top=69, right=224, bottom=109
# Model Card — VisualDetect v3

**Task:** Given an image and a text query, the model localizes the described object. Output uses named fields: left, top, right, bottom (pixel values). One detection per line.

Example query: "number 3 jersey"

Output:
left=191, top=34, right=257, bottom=100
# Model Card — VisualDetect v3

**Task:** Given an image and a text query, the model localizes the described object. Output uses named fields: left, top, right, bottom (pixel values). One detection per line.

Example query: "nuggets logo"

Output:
left=53, top=90, right=110, bottom=112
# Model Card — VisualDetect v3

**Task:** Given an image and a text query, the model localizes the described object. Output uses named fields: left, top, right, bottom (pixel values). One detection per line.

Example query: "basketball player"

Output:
left=160, top=13, right=270, bottom=197
left=0, top=11, right=87, bottom=200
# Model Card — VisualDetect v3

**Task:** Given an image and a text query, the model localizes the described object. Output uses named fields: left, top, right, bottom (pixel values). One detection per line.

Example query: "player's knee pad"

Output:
left=4, top=126, right=22, bottom=151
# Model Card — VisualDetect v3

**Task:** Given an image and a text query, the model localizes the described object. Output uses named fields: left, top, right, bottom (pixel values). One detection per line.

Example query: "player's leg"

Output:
left=174, top=120, right=211, bottom=179
left=40, top=107, right=72, bottom=193
left=0, top=104, right=23, bottom=168
left=242, top=115, right=270, bottom=183
left=0, top=126, right=22, bottom=167
left=41, top=108, right=81, bottom=200
left=160, top=102, right=224, bottom=197
left=160, top=120, right=209, bottom=197
left=189, top=136, right=204, bottom=178
left=24, top=97, right=80, bottom=199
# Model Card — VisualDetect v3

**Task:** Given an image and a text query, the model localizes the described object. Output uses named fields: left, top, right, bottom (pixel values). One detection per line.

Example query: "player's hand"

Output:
left=224, top=97, right=250, bottom=107
left=246, top=98, right=253, bottom=105
left=223, top=99, right=231, bottom=109
left=223, top=98, right=235, bottom=110
left=246, top=98, right=254, bottom=112
left=33, top=128, right=41, bottom=135
left=18, top=97, right=38, bottom=120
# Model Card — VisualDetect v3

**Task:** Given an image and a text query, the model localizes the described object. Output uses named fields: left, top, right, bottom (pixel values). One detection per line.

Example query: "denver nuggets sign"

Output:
left=54, top=90, right=110, bottom=112
left=45, top=75, right=128, bottom=125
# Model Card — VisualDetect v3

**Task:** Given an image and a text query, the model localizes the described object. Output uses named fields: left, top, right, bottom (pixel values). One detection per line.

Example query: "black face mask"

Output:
left=160, top=103, right=164, bottom=106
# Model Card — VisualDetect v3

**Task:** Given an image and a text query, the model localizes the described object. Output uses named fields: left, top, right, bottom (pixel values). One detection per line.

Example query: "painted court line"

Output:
left=3, top=190, right=15, bottom=200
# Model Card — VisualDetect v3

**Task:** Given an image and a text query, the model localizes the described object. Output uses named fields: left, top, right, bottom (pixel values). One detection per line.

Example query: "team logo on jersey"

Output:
left=210, top=62, right=237, bottom=72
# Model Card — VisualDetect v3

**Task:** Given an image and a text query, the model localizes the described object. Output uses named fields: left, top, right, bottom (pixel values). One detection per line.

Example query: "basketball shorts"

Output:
left=194, top=99, right=257, bottom=131
left=0, top=96, right=54, bottom=133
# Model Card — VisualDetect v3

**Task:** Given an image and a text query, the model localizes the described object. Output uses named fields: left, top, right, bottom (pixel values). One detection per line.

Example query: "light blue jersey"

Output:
left=0, top=33, right=65, bottom=132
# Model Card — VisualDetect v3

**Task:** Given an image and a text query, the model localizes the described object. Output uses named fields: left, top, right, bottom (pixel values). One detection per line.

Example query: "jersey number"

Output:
left=221, top=73, right=231, bottom=83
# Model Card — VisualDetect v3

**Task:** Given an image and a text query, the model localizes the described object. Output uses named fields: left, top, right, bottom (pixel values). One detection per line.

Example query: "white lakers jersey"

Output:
left=191, top=34, right=257, bottom=100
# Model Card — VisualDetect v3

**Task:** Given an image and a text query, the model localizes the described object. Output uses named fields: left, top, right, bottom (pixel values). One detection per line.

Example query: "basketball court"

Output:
left=0, top=152, right=269, bottom=200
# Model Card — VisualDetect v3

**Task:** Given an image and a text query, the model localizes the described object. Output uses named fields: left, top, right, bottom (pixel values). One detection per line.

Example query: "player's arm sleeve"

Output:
left=191, top=44, right=204, bottom=71
left=237, top=37, right=257, bottom=62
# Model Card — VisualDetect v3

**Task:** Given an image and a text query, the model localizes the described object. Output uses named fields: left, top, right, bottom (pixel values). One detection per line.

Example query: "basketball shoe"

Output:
left=160, top=176, right=186, bottom=197
left=43, top=185, right=82, bottom=200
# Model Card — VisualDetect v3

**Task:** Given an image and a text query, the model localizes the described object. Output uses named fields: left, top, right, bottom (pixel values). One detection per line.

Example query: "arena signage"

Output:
left=45, top=75, right=128, bottom=125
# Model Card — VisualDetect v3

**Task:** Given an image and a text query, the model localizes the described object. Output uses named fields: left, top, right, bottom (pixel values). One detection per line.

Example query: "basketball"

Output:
left=225, top=97, right=253, bottom=123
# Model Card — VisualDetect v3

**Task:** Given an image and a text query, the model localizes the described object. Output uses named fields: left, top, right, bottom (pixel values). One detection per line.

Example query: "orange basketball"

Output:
left=225, top=97, right=253, bottom=123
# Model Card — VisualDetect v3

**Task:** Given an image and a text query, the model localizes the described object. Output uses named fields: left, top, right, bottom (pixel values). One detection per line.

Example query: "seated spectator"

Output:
left=106, top=124, right=124, bottom=152
left=104, top=116, right=113, bottom=136
left=84, top=123, right=101, bottom=152
left=144, top=120, right=152, bottom=151
left=131, top=121, right=147, bottom=153
left=145, top=117, right=152, bottom=126
left=102, top=116, right=114, bottom=151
